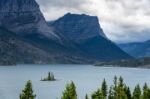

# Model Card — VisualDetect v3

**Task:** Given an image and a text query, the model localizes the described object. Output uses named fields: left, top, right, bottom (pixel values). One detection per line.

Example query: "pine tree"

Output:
left=61, top=81, right=77, bottom=99
left=113, top=76, right=118, bottom=99
left=101, top=79, right=107, bottom=99
left=124, top=87, right=132, bottom=99
left=85, top=94, right=89, bottom=99
left=133, top=84, right=141, bottom=99
left=91, top=89, right=104, bottom=99
left=142, top=83, right=150, bottom=99
left=142, top=83, right=148, bottom=99
left=48, top=72, right=55, bottom=80
left=41, top=72, right=55, bottom=81
left=119, top=76, right=124, bottom=87
left=116, top=77, right=127, bottom=99
left=20, top=80, right=36, bottom=99
left=108, top=86, right=114, bottom=99
left=48, top=72, right=51, bottom=80
left=146, top=89, right=150, bottom=99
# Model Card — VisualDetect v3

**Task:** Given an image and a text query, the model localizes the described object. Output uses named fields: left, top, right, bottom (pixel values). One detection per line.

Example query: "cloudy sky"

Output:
left=36, top=0, right=150, bottom=43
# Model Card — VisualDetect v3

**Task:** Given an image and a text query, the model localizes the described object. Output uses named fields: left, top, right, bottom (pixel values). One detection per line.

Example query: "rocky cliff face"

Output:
left=0, top=27, right=89, bottom=64
left=49, top=13, right=107, bottom=42
left=0, top=0, right=38, bottom=12
left=49, top=13, right=132, bottom=60
left=0, top=0, right=59, bottom=40
left=0, top=27, right=53, bottom=64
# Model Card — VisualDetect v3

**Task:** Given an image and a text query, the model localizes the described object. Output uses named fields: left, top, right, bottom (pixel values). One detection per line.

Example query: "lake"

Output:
left=0, top=64, right=150, bottom=99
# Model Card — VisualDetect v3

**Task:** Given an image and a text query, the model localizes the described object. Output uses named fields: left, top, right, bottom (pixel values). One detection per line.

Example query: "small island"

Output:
left=41, top=72, right=56, bottom=81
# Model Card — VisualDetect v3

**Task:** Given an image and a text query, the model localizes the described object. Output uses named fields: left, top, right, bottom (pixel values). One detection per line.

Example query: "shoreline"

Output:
left=0, top=63, right=150, bottom=70
left=94, top=64, right=150, bottom=69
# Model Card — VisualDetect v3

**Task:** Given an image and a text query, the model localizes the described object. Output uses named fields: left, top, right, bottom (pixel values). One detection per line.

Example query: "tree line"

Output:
left=20, top=76, right=150, bottom=99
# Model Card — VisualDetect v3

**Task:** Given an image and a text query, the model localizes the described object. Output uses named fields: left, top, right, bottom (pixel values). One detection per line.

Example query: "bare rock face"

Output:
left=49, top=13, right=107, bottom=42
left=49, top=13, right=132, bottom=60
left=0, top=0, right=59, bottom=40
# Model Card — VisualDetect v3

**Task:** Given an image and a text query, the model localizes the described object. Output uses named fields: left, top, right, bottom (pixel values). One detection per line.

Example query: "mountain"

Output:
left=0, top=0, right=132, bottom=64
left=49, top=13, right=107, bottom=42
left=0, top=0, right=59, bottom=41
left=0, top=0, right=91, bottom=64
left=48, top=13, right=132, bottom=61
left=0, top=27, right=51, bottom=65
left=118, top=40, right=150, bottom=58
left=0, top=0, right=89, bottom=64
left=0, top=27, right=89, bottom=65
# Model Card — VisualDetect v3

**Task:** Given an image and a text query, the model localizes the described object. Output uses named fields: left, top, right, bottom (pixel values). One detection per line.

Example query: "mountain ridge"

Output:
left=0, top=0, right=60, bottom=41
left=0, top=0, right=132, bottom=64
left=119, top=40, right=150, bottom=58
left=49, top=13, right=107, bottom=43
left=0, top=27, right=90, bottom=64
left=48, top=13, right=132, bottom=61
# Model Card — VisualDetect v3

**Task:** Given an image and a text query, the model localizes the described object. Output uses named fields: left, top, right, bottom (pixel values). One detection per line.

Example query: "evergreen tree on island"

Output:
left=41, top=72, right=56, bottom=81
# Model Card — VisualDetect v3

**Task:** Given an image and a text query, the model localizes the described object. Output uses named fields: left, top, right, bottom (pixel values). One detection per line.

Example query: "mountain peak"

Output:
left=50, top=13, right=107, bottom=42
left=64, top=13, right=95, bottom=17
left=0, top=0, right=39, bottom=12
left=49, top=13, right=132, bottom=60
left=0, top=0, right=60, bottom=41
left=62, top=13, right=100, bottom=23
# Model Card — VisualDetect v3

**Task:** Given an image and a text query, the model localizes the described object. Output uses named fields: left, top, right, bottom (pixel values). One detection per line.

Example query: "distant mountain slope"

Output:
left=0, top=27, right=51, bottom=64
left=95, top=57, right=150, bottom=68
left=118, top=40, right=150, bottom=58
left=49, top=13, right=132, bottom=61
left=0, top=28, right=88, bottom=65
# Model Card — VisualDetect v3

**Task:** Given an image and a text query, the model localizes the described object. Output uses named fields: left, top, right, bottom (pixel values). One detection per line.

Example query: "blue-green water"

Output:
left=0, top=64, right=150, bottom=99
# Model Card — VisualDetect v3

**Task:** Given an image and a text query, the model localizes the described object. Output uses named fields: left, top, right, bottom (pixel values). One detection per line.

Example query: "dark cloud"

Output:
left=36, top=0, right=87, bottom=10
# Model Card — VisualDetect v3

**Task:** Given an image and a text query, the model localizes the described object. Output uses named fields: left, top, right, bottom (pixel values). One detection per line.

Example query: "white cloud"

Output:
left=36, top=0, right=150, bottom=43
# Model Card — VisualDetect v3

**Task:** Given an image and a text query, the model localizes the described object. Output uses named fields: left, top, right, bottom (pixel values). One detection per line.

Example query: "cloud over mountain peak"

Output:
left=36, top=0, right=150, bottom=43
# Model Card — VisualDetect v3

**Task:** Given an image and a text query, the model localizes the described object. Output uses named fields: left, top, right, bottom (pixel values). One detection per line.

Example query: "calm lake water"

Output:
left=0, top=64, right=150, bottom=99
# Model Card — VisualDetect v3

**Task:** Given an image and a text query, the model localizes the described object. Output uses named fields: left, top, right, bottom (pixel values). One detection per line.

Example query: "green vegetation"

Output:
left=85, top=94, right=89, bottom=99
left=20, top=80, right=36, bottom=99
left=0, top=60, right=16, bottom=66
left=61, top=81, right=77, bottom=99
left=21, top=76, right=150, bottom=99
left=41, top=72, right=56, bottom=81
left=90, top=76, right=150, bottom=99
left=95, top=57, right=150, bottom=67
